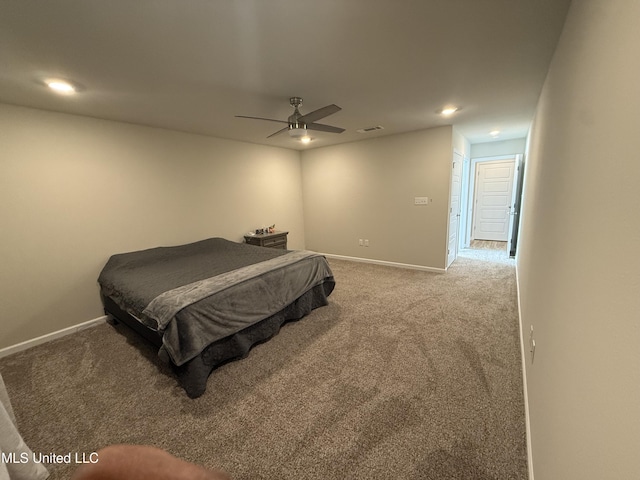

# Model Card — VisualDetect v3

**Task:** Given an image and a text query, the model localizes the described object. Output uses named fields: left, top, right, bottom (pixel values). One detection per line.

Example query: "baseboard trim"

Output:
left=515, top=263, right=534, bottom=480
left=0, top=316, right=108, bottom=359
left=320, top=253, right=446, bottom=273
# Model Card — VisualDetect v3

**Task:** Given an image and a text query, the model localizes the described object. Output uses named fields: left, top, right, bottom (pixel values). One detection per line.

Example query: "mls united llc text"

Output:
left=1, top=452, right=99, bottom=465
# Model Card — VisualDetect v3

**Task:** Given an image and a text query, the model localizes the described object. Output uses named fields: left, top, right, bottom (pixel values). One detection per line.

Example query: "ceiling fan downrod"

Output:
left=288, top=97, right=305, bottom=130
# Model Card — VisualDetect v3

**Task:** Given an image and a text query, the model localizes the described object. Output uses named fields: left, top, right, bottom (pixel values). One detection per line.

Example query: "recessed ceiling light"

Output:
left=439, top=106, right=459, bottom=116
left=490, top=130, right=501, bottom=137
left=44, top=79, right=77, bottom=94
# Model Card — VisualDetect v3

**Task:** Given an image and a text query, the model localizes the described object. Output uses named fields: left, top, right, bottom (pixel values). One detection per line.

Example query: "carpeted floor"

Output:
left=0, top=252, right=526, bottom=480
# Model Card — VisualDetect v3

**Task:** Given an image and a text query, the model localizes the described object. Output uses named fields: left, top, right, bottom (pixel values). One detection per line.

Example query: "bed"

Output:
left=98, top=237, right=335, bottom=398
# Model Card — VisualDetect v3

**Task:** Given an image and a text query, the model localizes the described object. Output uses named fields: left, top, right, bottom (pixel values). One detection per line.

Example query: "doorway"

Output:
left=472, top=159, right=515, bottom=241
left=462, top=155, right=523, bottom=257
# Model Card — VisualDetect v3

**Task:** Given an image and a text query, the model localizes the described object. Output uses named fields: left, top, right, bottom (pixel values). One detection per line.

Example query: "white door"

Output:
left=447, top=152, right=463, bottom=267
left=472, top=160, right=515, bottom=241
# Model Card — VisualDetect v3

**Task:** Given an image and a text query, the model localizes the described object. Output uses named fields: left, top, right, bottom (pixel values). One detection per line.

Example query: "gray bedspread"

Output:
left=98, top=238, right=334, bottom=366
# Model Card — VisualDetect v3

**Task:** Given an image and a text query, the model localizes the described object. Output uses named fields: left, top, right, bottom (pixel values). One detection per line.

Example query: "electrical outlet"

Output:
left=364, top=239, right=369, bottom=247
left=359, top=239, right=363, bottom=246
left=529, top=325, right=535, bottom=364
left=414, top=196, right=429, bottom=205
left=530, top=339, right=536, bottom=364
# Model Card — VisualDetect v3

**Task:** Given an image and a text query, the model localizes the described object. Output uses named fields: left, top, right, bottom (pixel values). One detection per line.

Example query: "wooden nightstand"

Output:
left=244, top=231, right=289, bottom=249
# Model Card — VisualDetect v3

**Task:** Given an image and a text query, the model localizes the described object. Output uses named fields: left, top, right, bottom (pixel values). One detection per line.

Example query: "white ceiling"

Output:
left=0, top=0, right=571, bottom=150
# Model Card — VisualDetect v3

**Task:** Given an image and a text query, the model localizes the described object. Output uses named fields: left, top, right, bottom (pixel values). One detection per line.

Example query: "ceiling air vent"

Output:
left=356, top=125, right=384, bottom=133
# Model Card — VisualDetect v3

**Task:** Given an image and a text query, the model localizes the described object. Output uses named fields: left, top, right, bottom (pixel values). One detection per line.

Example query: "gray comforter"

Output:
left=98, top=238, right=334, bottom=366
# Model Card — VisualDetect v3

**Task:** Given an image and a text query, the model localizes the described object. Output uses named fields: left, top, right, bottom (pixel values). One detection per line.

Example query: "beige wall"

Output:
left=0, top=104, right=305, bottom=349
left=301, top=126, right=453, bottom=269
left=517, top=1, right=640, bottom=478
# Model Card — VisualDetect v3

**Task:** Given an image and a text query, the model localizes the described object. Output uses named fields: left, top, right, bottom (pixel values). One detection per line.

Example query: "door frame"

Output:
left=458, top=152, right=472, bottom=250
left=447, top=150, right=464, bottom=268
left=462, top=154, right=522, bottom=248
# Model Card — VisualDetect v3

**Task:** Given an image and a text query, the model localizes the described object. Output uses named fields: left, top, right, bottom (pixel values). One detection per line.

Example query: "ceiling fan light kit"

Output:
left=236, top=96, right=345, bottom=141
left=288, top=126, right=308, bottom=138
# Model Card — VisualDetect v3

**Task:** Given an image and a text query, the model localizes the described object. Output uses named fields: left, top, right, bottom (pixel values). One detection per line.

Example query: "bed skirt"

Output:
left=103, top=279, right=335, bottom=398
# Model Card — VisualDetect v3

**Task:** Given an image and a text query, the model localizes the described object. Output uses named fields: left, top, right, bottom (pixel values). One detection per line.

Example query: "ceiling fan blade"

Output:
left=266, top=126, right=289, bottom=138
left=306, top=123, right=345, bottom=134
left=235, top=115, right=289, bottom=124
left=298, top=104, right=341, bottom=124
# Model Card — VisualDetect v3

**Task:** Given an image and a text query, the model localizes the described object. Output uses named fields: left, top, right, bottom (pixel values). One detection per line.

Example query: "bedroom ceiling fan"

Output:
left=236, top=97, right=345, bottom=139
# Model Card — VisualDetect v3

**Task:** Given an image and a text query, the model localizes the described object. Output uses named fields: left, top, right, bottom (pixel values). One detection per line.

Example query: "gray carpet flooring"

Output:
left=0, top=251, right=526, bottom=480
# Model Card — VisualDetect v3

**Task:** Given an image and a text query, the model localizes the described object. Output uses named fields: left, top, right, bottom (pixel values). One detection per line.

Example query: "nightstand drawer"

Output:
left=262, top=236, right=286, bottom=248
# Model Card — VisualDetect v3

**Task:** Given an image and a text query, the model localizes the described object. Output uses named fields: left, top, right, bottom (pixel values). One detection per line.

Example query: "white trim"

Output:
left=321, top=253, right=446, bottom=273
left=515, top=262, right=534, bottom=480
left=0, top=316, right=108, bottom=359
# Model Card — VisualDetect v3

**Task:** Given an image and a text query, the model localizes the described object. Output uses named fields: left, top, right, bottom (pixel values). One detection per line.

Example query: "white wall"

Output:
left=452, top=127, right=471, bottom=160
left=470, top=138, right=526, bottom=159
left=301, top=127, right=453, bottom=270
left=0, top=104, right=305, bottom=349
left=517, top=1, right=640, bottom=478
